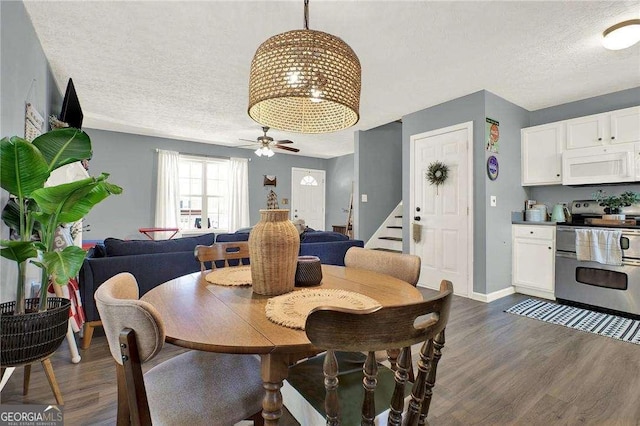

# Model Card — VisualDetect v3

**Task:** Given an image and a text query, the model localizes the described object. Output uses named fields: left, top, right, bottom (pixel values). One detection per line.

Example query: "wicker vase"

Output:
left=249, top=209, right=300, bottom=295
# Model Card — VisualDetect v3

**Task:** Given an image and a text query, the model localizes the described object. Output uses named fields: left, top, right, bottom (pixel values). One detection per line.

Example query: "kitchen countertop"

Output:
left=512, top=221, right=557, bottom=226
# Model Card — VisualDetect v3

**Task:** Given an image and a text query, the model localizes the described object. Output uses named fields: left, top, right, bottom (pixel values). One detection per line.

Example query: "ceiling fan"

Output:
left=240, top=126, right=300, bottom=157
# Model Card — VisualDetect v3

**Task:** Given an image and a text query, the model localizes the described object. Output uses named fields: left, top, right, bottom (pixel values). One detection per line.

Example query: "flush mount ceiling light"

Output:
left=602, top=19, right=640, bottom=50
left=248, top=0, right=361, bottom=134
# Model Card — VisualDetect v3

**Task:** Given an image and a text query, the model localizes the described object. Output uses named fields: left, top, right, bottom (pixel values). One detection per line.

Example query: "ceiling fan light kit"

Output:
left=246, top=126, right=300, bottom=157
left=255, top=146, right=275, bottom=157
left=248, top=0, right=361, bottom=134
left=602, top=19, right=640, bottom=50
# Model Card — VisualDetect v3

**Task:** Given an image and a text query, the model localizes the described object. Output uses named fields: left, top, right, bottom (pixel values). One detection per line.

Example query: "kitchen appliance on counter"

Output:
left=550, top=204, right=569, bottom=222
left=555, top=200, right=640, bottom=318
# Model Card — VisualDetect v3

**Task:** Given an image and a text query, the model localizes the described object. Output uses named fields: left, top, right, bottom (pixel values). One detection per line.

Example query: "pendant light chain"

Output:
left=304, top=0, right=309, bottom=30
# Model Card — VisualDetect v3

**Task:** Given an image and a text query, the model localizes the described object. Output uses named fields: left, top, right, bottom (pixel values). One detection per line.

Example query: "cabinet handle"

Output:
left=548, top=247, right=552, bottom=250
left=611, top=136, right=616, bottom=140
left=530, top=231, right=534, bottom=234
left=556, top=173, right=560, bottom=177
left=598, top=137, right=602, bottom=141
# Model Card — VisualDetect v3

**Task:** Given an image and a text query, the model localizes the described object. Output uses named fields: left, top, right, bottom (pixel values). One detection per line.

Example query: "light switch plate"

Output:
left=490, top=195, right=497, bottom=207
left=361, top=194, right=368, bottom=202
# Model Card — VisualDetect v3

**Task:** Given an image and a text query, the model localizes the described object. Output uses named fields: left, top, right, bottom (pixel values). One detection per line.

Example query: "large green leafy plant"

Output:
left=1, top=128, right=122, bottom=314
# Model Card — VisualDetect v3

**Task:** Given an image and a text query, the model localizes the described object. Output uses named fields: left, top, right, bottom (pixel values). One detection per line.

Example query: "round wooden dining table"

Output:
left=141, top=264, right=423, bottom=425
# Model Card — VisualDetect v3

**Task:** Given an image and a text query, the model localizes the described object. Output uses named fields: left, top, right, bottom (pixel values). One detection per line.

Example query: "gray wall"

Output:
left=483, top=92, right=530, bottom=294
left=528, top=88, right=640, bottom=207
left=354, top=122, right=402, bottom=243
left=326, top=154, right=354, bottom=229
left=402, top=91, right=487, bottom=294
left=0, top=2, right=62, bottom=302
left=84, top=129, right=328, bottom=239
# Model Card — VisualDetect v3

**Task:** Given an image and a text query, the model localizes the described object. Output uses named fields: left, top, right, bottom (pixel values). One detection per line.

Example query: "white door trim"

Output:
left=409, top=121, right=474, bottom=298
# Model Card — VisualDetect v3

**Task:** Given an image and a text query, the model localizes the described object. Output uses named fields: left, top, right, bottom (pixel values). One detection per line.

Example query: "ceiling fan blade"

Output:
left=275, top=139, right=293, bottom=144
left=275, top=145, right=300, bottom=153
left=239, top=138, right=257, bottom=143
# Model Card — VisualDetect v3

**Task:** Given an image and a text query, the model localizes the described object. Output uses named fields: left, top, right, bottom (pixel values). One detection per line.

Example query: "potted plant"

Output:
left=0, top=128, right=122, bottom=366
left=594, top=190, right=640, bottom=220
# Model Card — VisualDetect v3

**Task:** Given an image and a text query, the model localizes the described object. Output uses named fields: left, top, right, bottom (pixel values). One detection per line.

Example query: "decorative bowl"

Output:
left=295, top=256, right=323, bottom=287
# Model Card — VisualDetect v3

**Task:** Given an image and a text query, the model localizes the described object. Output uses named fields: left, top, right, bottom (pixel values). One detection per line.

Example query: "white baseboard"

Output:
left=418, top=283, right=516, bottom=303
left=471, top=286, right=515, bottom=303
left=512, top=286, right=555, bottom=301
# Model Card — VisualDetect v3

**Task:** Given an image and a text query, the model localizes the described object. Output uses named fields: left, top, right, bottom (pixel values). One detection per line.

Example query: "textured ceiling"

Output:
left=24, top=1, right=640, bottom=159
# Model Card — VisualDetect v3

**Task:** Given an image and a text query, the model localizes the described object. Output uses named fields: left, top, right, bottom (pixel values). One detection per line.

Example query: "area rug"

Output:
left=505, top=299, right=640, bottom=345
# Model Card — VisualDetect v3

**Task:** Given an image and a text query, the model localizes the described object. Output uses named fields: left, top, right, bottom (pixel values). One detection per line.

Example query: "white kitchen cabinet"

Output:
left=610, top=106, right=640, bottom=145
left=565, top=106, right=640, bottom=150
left=521, top=122, right=563, bottom=186
left=512, top=225, right=555, bottom=300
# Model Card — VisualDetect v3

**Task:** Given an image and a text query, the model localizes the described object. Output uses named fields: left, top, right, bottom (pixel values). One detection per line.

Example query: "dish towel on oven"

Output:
left=575, top=229, right=623, bottom=266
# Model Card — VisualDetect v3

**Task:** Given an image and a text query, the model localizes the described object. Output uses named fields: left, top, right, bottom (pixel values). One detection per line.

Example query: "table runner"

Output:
left=265, top=288, right=381, bottom=330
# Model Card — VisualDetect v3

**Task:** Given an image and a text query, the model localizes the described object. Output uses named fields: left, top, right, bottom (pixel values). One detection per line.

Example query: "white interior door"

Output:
left=410, top=122, right=473, bottom=297
left=291, top=168, right=325, bottom=231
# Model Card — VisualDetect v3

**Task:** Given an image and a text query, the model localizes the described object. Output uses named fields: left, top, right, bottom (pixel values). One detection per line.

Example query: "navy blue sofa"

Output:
left=216, top=230, right=364, bottom=267
left=79, top=233, right=215, bottom=326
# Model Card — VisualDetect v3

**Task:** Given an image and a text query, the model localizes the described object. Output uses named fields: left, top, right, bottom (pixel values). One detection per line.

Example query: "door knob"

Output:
left=414, top=216, right=421, bottom=221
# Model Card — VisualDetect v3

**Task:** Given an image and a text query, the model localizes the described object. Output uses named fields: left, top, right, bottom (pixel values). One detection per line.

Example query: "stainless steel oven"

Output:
left=555, top=200, right=640, bottom=318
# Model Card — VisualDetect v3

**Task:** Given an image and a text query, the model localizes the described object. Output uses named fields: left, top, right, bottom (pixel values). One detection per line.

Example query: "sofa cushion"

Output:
left=216, top=233, right=250, bottom=243
left=104, top=233, right=215, bottom=257
left=300, top=231, right=349, bottom=243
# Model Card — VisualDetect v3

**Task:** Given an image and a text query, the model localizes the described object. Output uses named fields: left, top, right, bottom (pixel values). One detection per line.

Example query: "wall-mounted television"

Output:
left=59, top=78, right=83, bottom=129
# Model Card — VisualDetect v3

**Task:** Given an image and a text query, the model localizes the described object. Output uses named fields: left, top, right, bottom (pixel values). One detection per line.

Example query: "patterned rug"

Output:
left=505, top=299, right=640, bottom=345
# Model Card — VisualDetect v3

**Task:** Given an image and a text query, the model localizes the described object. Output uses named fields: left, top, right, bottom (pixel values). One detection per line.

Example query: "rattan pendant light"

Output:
left=248, top=0, right=361, bottom=134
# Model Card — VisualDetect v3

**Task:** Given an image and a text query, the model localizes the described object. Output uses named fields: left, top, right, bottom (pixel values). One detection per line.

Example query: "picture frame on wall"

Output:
left=264, top=175, right=277, bottom=186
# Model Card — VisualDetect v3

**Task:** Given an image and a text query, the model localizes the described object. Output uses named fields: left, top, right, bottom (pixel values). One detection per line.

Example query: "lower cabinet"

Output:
left=512, top=225, right=555, bottom=300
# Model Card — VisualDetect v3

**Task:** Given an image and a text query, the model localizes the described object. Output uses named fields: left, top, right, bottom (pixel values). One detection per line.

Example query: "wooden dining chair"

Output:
left=95, top=273, right=264, bottom=426
left=301, top=280, right=453, bottom=425
left=344, top=246, right=422, bottom=371
left=194, top=241, right=250, bottom=272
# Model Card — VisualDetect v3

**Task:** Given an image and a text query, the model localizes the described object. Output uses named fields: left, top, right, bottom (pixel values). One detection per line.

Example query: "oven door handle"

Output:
left=555, top=251, right=640, bottom=266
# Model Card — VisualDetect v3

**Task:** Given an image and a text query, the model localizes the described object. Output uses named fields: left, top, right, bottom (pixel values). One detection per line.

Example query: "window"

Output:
left=300, top=175, right=318, bottom=186
left=178, top=155, right=229, bottom=230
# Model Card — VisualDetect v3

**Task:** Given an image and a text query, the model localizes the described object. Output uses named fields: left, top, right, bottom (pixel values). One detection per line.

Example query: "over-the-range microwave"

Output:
left=562, top=142, right=637, bottom=185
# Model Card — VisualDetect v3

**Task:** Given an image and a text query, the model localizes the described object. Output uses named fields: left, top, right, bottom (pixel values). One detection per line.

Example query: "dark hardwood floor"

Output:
left=2, top=291, right=639, bottom=425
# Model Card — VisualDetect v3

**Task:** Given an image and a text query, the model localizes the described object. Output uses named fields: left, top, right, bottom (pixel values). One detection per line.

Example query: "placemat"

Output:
left=205, top=266, right=252, bottom=286
left=265, top=289, right=381, bottom=330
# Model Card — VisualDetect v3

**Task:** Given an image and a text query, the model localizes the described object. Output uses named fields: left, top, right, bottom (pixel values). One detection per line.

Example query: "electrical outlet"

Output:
left=490, top=195, right=497, bottom=207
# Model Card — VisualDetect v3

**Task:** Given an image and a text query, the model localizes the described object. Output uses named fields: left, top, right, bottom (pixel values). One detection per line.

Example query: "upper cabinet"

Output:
left=565, top=106, right=640, bottom=150
left=521, top=123, right=563, bottom=186
left=610, top=106, right=640, bottom=144
left=565, top=114, right=606, bottom=149
left=521, top=106, right=640, bottom=186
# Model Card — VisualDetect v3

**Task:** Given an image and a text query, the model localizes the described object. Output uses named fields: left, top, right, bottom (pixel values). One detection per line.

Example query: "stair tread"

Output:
left=372, top=248, right=403, bottom=253
left=378, top=236, right=402, bottom=241
left=386, top=226, right=402, bottom=229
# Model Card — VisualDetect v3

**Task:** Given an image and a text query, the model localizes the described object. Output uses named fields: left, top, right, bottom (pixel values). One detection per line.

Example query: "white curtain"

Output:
left=229, top=157, right=250, bottom=232
left=155, top=150, right=180, bottom=228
